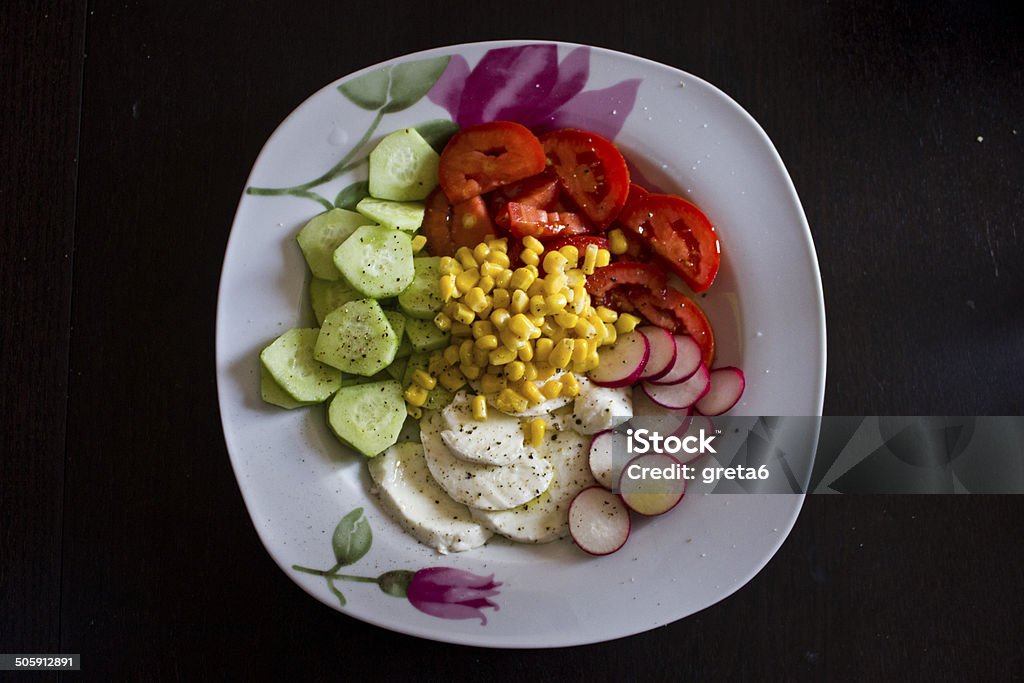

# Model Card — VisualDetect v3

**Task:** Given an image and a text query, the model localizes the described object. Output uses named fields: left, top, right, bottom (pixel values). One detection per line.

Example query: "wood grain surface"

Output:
left=2, top=1, right=1021, bottom=680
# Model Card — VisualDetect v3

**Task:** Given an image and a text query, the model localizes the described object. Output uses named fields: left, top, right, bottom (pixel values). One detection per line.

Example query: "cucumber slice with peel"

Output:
left=405, top=318, right=450, bottom=352
left=383, top=309, right=407, bottom=343
left=260, top=328, right=343, bottom=402
left=398, top=257, right=444, bottom=320
left=368, top=128, right=439, bottom=201
left=309, top=276, right=362, bottom=325
left=332, top=225, right=415, bottom=298
left=259, top=363, right=314, bottom=409
left=356, top=197, right=425, bottom=232
left=327, top=380, right=406, bottom=456
left=296, top=208, right=372, bottom=280
left=314, top=299, right=399, bottom=376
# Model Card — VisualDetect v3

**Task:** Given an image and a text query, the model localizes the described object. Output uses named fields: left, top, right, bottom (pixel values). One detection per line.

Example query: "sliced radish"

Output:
left=588, top=331, right=649, bottom=388
left=588, top=429, right=629, bottom=490
left=569, top=487, right=631, bottom=555
left=618, top=453, right=687, bottom=516
left=642, top=362, right=710, bottom=410
left=637, top=326, right=676, bottom=381
left=630, top=387, right=692, bottom=436
left=649, top=335, right=702, bottom=385
left=674, top=413, right=715, bottom=464
left=694, top=367, right=746, bottom=416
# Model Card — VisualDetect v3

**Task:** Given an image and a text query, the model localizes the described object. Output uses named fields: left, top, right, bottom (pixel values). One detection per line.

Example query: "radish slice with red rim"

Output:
left=642, top=362, right=710, bottom=410
left=587, top=331, right=649, bottom=388
left=637, top=326, right=676, bottom=381
left=694, top=367, right=746, bottom=416
left=618, top=453, right=687, bottom=516
left=589, top=430, right=628, bottom=490
left=649, top=335, right=702, bottom=385
left=630, top=387, right=692, bottom=436
left=568, top=487, right=631, bottom=556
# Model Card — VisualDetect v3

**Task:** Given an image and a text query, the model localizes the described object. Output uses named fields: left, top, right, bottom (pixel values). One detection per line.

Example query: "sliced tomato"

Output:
left=540, top=129, right=630, bottom=229
left=586, top=261, right=666, bottom=300
left=633, top=286, right=715, bottom=367
left=619, top=192, right=721, bottom=292
left=422, top=187, right=455, bottom=256
left=438, top=122, right=546, bottom=204
left=501, top=202, right=590, bottom=241
left=491, top=171, right=561, bottom=228
left=546, top=235, right=609, bottom=252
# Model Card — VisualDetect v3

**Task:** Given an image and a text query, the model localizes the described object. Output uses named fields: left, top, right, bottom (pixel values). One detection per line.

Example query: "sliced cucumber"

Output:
left=386, top=356, right=409, bottom=382
left=368, top=128, right=439, bottom=201
left=314, top=299, right=399, bottom=376
left=402, top=352, right=453, bottom=411
left=327, top=380, right=406, bottom=456
left=405, top=318, right=450, bottom=352
left=332, top=225, right=415, bottom=298
left=340, top=370, right=392, bottom=387
left=398, top=257, right=444, bottom=320
left=394, top=332, right=413, bottom=359
left=383, top=309, right=407, bottom=342
left=259, top=363, right=314, bottom=409
left=260, top=328, right=343, bottom=402
left=356, top=197, right=426, bottom=232
left=309, top=276, right=362, bottom=325
left=296, top=208, right=372, bottom=280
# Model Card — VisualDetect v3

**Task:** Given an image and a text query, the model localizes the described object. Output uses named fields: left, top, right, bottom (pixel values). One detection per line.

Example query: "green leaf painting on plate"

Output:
left=247, top=55, right=453, bottom=210
left=332, top=507, right=372, bottom=566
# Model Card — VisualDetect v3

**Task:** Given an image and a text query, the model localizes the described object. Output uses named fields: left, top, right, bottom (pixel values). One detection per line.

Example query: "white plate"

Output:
left=216, top=40, right=826, bottom=648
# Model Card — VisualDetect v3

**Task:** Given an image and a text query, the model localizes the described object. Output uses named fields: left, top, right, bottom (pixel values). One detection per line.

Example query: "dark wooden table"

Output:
left=3, top=1, right=1022, bottom=680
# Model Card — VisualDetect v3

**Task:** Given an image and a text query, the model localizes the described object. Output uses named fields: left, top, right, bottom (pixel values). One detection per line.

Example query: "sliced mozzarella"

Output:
left=421, top=412, right=554, bottom=511
left=570, top=376, right=633, bottom=435
left=440, top=393, right=531, bottom=465
left=471, top=428, right=596, bottom=543
left=367, top=442, right=492, bottom=554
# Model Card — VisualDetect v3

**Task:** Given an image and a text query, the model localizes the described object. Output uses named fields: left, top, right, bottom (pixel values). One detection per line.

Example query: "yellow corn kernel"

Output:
left=518, top=380, right=545, bottom=406
left=523, top=361, right=539, bottom=381
left=581, top=243, right=599, bottom=274
left=595, top=248, right=611, bottom=268
left=490, top=288, right=511, bottom=310
left=595, top=306, right=619, bottom=323
left=496, top=388, right=529, bottom=413
left=572, top=285, right=589, bottom=314
left=615, top=312, right=641, bottom=334
left=591, top=319, right=609, bottom=345
left=494, top=268, right=512, bottom=289
left=560, top=371, right=580, bottom=398
left=508, top=313, right=536, bottom=341
left=439, top=366, right=467, bottom=392
left=475, top=334, right=499, bottom=351
left=544, top=292, right=568, bottom=314
left=433, top=312, right=452, bottom=332
left=565, top=268, right=586, bottom=288
left=487, top=237, right=508, bottom=253
left=517, top=342, right=534, bottom=362
left=539, top=249, right=565, bottom=274
left=463, top=287, right=489, bottom=313
left=451, top=302, right=476, bottom=325
left=571, top=338, right=590, bottom=363
left=509, top=267, right=536, bottom=292
left=549, top=338, right=574, bottom=369
left=427, top=352, right=447, bottom=375
left=544, top=272, right=568, bottom=296
left=456, top=246, right=477, bottom=270
left=520, top=248, right=540, bottom=267
left=521, top=235, right=544, bottom=254
left=603, top=322, right=618, bottom=345
left=457, top=339, right=475, bottom=365
left=440, top=256, right=463, bottom=275
left=480, top=372, right=506, bottom=395
left=527, top=418, right=546, bottom=448
left=510, top=289, right=530, bottom=314
left=575, top=317, right=597, bottom=339
left=534, top=362, right=556, bottom=381
left=541, top=379, right=562, bottom=400
left=489, top=307, right=511, bottom=329
left=443, top=344, right=461, bottom=366
left=586, top=349, right=601, bottom=371
left=477, top=275, right=495, bottom=294
left=471, top=394, right=488, bottom=421
left=534, top=337, right=554, bottom=362
left=489, top=346, right=518, bottom=365
left=455, top=268, right=480, bottom=294
left=505, top=361, right=526, bottom=382
left=553, top=244, right=577, bottom=269
left=500, top=329, right=526, bottom=351
left=528, top=294, right=548, bottom=317
left=523, top=278, right=545, bottom=299
left=451, top=321, right=473, bottom=337
left=607, top=229, right=628, bottom=255
left=554, top=311, right=579, bottom=329
left=440, top=274, right=457, bottom=301
left=486, top=250, right=511, bottom=269
left=471, top=320, right=495, bottom=339
left=404, top=384, right=429, bottom=408
left=479, top=260, right=503, bottom=279
left=410, top=234, right=428, bottom=254
left=406, top=404, right=423, bottom=419
left=472, top=346, right=490, bottom=366
left=459, top=363, right=481, bottom=380
left=472, top=242, right=491, bottom=263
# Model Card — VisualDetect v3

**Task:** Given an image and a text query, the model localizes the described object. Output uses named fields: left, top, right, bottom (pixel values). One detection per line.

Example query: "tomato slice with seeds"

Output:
left=438, top=122, right=546, bottom=204
left=490, top=171, right=561, bottom=229
left=546, top=235, right=609, bottom=253
left=634, top=286, right=715, bottom=367
left=501, top=202, right=590, bottom=241
left=422, top=187, right=455, bottom=256
left=422, top=190, right=496, bottom=256
left=540, top=129, right=630, bottom=230
left=619, top=192, right=721, bottom=292
left=586, top=262, right=667, bottom=299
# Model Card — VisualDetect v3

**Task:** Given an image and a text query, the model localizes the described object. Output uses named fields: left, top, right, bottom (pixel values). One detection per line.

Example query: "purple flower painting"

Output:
left=406, top=567, right=502, bottom=625
left=428, top=44, right=641, bottom=142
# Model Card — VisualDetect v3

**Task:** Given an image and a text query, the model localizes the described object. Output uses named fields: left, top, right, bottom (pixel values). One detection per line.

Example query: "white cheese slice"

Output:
left=421, top=411, right=554, bottom=511
left=570, top=377, right=633, bottom=435
left=471, top=427, right=596, bottom=543
left=440, top=393, right=531, bottom=465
